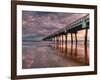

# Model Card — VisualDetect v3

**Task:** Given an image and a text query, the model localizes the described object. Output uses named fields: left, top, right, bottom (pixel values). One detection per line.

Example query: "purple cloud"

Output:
left=22, top=11, right=88, bottom=40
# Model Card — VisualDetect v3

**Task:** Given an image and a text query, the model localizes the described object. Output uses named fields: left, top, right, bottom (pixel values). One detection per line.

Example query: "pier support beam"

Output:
left=75, top=32, right=78, bottom=56
left=58, top=35, right=61, bottom=51
left=58, top=35, right=61, bottom=49
left=54, top=37, right=55, bottom=48
left=71, top=33, right=73, bottom=55
left=56, top=36, right=59, bottom=49
left=57, top=35, right=59, bottom=48
left=65, top=33, right=68, bottom=54
left=55, top=36, right=56, bottom=48
left=61, top=34, right=64, bottom=53
left=84, top=29, right=88, bottom=64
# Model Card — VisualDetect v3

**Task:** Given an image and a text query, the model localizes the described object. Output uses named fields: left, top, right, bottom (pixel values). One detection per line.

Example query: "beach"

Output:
left=22, top=41, right=89, bottom=69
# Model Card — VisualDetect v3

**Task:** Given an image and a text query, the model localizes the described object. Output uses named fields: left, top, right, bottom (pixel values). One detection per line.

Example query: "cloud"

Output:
left=22, top=11, right=88, bottom=40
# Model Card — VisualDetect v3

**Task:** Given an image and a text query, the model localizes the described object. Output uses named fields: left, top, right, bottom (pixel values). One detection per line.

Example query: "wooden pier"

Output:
left=43, top=14, right=89, bottom=64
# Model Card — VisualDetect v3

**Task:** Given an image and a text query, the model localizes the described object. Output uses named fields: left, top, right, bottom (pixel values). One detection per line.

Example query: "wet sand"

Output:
left=22, top=41, right=89, bottom=69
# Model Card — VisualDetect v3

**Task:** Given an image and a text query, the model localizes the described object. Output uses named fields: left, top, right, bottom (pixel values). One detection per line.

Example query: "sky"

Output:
left=22, top=11, right=88, bottom=41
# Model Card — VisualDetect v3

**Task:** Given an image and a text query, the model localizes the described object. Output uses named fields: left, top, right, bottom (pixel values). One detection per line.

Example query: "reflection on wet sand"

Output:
left=22, top=41, right=89, bottom=69
left=54, top=41, right=89, bottom=64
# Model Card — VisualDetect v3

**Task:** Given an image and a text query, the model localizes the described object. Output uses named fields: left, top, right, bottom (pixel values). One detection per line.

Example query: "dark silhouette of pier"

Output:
left=43, top=14, right=89, bottom=64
